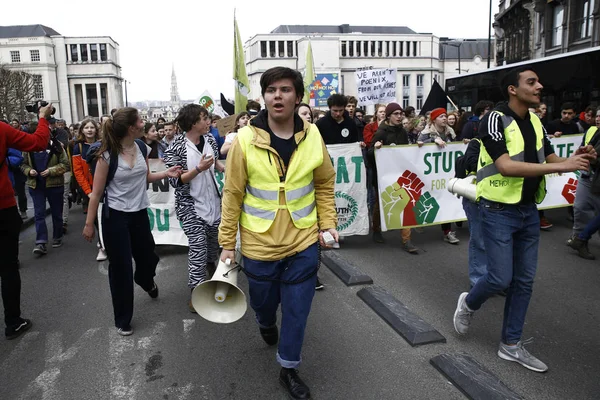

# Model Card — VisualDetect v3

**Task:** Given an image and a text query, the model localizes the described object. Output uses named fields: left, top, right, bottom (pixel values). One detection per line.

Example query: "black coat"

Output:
left=367, top=122, right=409, bottom=187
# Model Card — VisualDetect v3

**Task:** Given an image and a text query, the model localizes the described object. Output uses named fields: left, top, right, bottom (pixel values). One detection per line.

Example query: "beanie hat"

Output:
left=385, top=103, right=403, bottom=118
left=430, top=108, right=447, bottom=122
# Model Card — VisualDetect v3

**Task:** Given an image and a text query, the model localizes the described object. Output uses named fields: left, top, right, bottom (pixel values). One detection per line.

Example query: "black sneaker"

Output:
left=117, top=325, right=133, bottom=336
left=568, top=237, right=595, bottom=260
left=33, top=244, right=47, bottom=255
left=279, top=368, right=311, bottom=399
left=147, top=281, right=159, bottom=299
left=372, top=231, right=385, bottom=243
left=52, top=238, right=63, bottom=248
left=5, top=319, right=32, bottom=340
left=259, top=325, right=279, bottom=346
left=315, top=278, right=324, bottom=291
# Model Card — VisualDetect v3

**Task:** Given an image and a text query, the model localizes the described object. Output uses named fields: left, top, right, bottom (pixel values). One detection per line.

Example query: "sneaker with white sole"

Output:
left=453, top=292, right=474, bottom=335
left=117, top=326, right=133, bottom=336
left=497, top=339, right=548, bottom=373
left=444, top=231, right=460, bottom=244
left=96, top=248, right=108, bottom=261
left=32, top=244, right=47, bottom=255
left=5, top=318, right=32, bottom=340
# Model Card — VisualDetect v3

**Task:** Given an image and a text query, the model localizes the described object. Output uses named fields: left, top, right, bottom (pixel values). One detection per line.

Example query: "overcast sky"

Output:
left=6, top=0, right=495, bottom=102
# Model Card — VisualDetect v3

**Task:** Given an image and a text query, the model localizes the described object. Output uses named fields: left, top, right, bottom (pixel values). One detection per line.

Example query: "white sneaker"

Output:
left=498, top=339, right=548, bottom=372
left=444, top=231, right=460, bottom=244
left=453, top=292, right=474, bottom=335
left=96, top=248, right=108, bottom=261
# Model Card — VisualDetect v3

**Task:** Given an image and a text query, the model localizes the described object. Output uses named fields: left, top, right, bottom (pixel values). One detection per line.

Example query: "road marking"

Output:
left=19, top=328, right=99, bottom=400
left=1, top=331, right=40, bottom=369
left=183, top=319, right=195, bottom=340
left=110, top=322, right=167, bottom=399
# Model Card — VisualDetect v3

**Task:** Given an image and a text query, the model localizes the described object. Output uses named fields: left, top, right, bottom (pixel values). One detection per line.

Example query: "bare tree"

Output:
left=0, top=64, right=36, bottom=122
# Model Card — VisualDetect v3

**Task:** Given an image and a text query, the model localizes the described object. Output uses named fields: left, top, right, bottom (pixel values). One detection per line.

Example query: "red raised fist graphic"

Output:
left=397, top=170, right=424, bottom=226
left=561, top=178, right=578, bottom=204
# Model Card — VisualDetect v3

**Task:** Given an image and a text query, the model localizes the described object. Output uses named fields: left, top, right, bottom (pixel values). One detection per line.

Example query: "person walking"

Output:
left=453, top=67, right=595, bottom=373
left=219, top=67, right=338, bottom=399
left=82, top=107, right=181, bottom=336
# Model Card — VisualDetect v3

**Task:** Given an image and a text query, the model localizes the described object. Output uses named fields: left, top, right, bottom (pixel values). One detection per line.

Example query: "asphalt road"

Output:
left=1, top=206, right=598, bottom=399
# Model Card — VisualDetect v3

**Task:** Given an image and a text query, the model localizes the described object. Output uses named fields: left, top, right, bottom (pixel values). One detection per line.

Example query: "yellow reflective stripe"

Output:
left=286, top=181, right=314, bottom=201
left=291, top=201, right=315, bottom=221
left=476, top=152, right=525, bottom=181
left=246, top=185, right=279, bottom=201
left=242, top=204, right=276, bottom=221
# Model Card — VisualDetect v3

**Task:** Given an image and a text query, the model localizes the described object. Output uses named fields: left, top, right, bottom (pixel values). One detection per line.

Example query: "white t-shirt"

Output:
left=224, top=131, right=238, bottom=144
left=103, top=144, right=150, bottom=212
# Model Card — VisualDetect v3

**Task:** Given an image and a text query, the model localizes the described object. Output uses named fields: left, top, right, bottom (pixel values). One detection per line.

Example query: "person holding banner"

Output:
left=453, top=67, right=596, bottom=373
left=164, top=104, right=225, bottom=312
left=368, top=103, right=418, bottom=253
left=82, top=108, right=182, bottom=336
left=220, top=66, right=338, bottom=399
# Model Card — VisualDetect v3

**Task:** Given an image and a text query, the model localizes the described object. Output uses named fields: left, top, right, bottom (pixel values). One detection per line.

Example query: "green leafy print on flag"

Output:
left=413, top=192, right=440, bottom=225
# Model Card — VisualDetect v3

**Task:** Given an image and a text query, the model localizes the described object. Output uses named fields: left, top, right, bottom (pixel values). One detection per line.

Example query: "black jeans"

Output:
left=13, top=172, right=27, bottom=213
left=0, top=206, right=23, bottom=327
left=102, top=208, right=159, bottom=329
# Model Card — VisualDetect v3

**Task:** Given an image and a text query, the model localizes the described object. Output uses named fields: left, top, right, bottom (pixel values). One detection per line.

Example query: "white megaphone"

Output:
left=191, top=259, right=247, bottom=324
left=447, top=177, right=477, bottom=202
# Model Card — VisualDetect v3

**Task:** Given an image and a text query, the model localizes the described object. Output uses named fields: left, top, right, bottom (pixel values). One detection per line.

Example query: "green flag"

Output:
left=302, top=41, right=315, bottom=104
left=233, top=16, right=250, bottom=114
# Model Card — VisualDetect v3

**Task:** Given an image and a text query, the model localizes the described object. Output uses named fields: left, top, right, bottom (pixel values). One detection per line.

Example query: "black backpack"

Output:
left=86, top=139, right=147, bottom=186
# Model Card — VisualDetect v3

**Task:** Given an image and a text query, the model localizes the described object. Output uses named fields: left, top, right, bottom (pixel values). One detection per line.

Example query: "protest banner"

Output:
left=216, top=115, right=237, bottom=137
left=147, top=160, right=188, bottom=246
left=355, top=68, right=397, bottom=106
left=327, top=143, right=370, bottom=236
left=374, top=135, right=583, bottom=231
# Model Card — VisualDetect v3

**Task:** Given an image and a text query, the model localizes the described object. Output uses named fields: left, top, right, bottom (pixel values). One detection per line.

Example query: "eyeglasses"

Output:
left=391, top=111, right=404, bottom=116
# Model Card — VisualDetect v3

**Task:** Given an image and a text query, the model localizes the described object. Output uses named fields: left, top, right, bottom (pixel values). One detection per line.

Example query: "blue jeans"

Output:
left=463, top=198, right=487, bottom=286
left=466, top=199, right=540, bottom=345
left=242, top=242, right=318, bottom=369
left=579, top=214, right=600, bottom=241
left=29, top=186, right=64, bottom=244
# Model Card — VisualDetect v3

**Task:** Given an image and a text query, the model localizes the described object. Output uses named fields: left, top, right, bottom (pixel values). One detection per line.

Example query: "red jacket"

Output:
left=0, top=118, right=50, bottom=209
left=363, top=121, right=380, bottom=148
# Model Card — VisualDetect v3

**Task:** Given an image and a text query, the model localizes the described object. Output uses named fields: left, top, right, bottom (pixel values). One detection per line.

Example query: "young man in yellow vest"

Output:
left=219, top=66, right=338, bottom=399
left=453, top=67, right=596, bottom=373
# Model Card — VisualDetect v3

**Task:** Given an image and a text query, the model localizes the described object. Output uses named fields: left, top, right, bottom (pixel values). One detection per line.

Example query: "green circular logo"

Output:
left=198, top=96, right=214, bottom=113
left=335, top=191, right=358, bottom=231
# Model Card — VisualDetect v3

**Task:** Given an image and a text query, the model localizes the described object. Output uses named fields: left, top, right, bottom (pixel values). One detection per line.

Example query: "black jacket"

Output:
left=367, top=122, right=409, bottom=187
left=315, top=111, right=359, bottom=145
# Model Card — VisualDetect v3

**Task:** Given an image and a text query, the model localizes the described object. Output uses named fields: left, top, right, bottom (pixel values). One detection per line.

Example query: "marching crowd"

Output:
left=1, top=64, right=599, bottom=399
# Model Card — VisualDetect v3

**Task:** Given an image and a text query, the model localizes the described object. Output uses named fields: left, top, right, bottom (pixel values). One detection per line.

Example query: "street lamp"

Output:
left=447, top=39, right=464, bottom=74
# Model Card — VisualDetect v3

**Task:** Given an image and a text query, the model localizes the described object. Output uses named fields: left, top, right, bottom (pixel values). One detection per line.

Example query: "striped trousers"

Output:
left=180, top=214, right=220, bottom=288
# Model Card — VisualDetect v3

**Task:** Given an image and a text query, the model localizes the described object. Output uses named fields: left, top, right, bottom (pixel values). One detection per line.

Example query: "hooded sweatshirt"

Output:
left=315, top=110, right=360, bottom=144
left=218, top=110, right=337, bottom=261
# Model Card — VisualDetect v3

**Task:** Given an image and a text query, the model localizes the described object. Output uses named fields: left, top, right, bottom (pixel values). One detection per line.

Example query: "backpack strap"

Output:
left=134, top=139, right=148, bottom=159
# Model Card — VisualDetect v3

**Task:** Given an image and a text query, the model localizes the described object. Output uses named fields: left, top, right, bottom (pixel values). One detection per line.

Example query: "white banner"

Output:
left=355, top=68, right=397, bottom=106
left=374, top=135, right=584, bottom=231
left=147, top=160, right=188, bottom=246
left=327, top=143, right=370, bottom=236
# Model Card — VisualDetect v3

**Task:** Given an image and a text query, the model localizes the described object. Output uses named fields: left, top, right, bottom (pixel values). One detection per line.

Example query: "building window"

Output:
left=70, top=44, right=78, bottom=62
left=260, top=41, right=267, bottom=58
left=30, top=50, right=40, bottom=62
left=403, top=95, right=410, bottom=110
left=269, top=41, right=276, bottom=57
left=278, top=41, right=285, bottom=57
left=416, top=96, right=423, bottom=110
left=287, top=41, right=294, bottom=57
left=413, top=42, right=418, bottom=57
left=349, top=41, right=354, bottom=57
left=10, top=51, right=20, bottom=63
left=399, top=41, right=404, bottom=57
left=33, top=75, right=43, bottom=99
left=100, top=44, right=107, bottom=61
left=100, top=83, right=108, bottom=115
left=363, top=41, right=369, bottom=57
left=551, top=4, right=564, bottom=47
left=341, top=41, right=347, bottom=57
left=572, top=0, right=595, bottom=41
left=417, top=74, right=424, bottom=87
left=371, top=41, right=376, bottom=57
left=403, top=74, right=410, bottom=87
left=392, top=41, right=397, bottom=57
left=90, top=44, right=98, bottom=61
left=86, top=84, right=99, bottom=117
left=378, top=41, right=383, bottom=57
left=385, top=41, right=390, bottom=57
left=80, top=44, right=88, bottom=61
